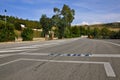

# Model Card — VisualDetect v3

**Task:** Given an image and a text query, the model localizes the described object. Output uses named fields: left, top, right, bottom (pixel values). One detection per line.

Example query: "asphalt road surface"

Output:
left=0, top=38, right=120, bottom=80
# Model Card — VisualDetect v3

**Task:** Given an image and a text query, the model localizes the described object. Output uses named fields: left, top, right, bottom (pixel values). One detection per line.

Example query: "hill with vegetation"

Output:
left=0, top=15, right=41, bottom=30
left=89, top=22, right=120, bottom=28
left=72, top=22, right=120, bottom=39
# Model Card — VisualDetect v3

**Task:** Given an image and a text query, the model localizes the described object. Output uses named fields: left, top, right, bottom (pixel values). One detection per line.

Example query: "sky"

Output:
left=0, top=0, right=120, bottom=25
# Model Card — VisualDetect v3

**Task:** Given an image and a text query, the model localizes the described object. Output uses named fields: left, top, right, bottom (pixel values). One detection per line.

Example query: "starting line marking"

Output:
left=0, top=58, right=116, bottom=77
left=18, top=53, right=120, bottom=58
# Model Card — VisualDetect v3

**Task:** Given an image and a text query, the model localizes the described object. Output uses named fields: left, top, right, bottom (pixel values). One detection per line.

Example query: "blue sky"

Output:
left=0, top=0, right=120, bottom=25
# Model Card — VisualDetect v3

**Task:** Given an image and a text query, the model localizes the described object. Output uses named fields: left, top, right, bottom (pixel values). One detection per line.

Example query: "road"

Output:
left=0, top=38, right=120, bottom=80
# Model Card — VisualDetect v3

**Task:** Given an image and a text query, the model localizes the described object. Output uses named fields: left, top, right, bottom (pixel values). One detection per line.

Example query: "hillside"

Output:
left=89, top=22, right=120, bottom=28
left=0, top=15, right=41, bottom=30
left=78, top=22, right=120, bottom=31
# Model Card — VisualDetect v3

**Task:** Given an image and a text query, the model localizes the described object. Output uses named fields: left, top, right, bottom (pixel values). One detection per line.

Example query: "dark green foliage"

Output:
left=101, top=27, right=110, bottom=39
left=61, top=4, right=75, bottom=27
left=87, top=27, right=91, bottom=37
left=14, top=21, right=22, bottom=30
left=57, top=18, right=66, bottom=39
left=21, top=28, right=33, bottom=41
left=87, top=27, right=120, bottom=39
left=40, top=14, right=52, bottom=37
left=64, top=27, right=71, bottom=38
left=0, top=21, right=16, bottom=42
left=79, top=27, right=86, bottom=35
left=93, top=28, right=101, bottom=38
left=110, top=30, right=120, bottom=39
left=52, top=4, right=75, bottom=39
left=71, top=26, right=80, bottom=37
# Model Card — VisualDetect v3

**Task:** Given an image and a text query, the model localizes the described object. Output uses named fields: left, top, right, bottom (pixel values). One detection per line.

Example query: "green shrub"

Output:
left=0, top=22, right=15, bottom=42
left=21, top=28, right=33, bottom=41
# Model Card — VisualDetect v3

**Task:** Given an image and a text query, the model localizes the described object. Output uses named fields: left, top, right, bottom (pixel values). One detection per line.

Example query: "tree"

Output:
left=71, top=26, right=80, bottom=37
left=93, top=27, right=100, bottom=38
left=110, top=30, right=120, bottom=39
left=21, top=28, right=33, bottom=41
left=79, top=26, right=86, bottom=35
left=52, top=4, right=75, bottom=39
left=61, top=4, right=75, bottom=27
left=52, top=8, right=64, bottom=39
left=54, top=8, right=60, bottom=15
left=64, top=27, right=71, bottom=38
left=40, top=14, right=52, bottom=40
left=101, top=27, right=110, bottom=39
left=57, top=18, right=66, bottom=39
left=0, top=22, right=16, bottom=42
left=87, top=26, right=91, bottom=37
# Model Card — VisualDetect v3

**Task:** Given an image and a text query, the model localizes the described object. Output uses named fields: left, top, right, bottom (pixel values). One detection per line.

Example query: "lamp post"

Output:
left=4, top=9, right=7, bottom=27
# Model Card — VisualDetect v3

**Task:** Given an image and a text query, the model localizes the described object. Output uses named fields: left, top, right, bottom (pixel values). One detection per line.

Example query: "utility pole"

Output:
left=4, top=9, right=7, bottom=27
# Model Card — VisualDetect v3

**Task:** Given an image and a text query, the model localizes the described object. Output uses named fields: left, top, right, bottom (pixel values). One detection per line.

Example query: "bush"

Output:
left=21, top=28, right=33, bottom=41
left=64, top=27, right=71, bottom=38
left=71, top=26, right=80, bottom=38
left=110, top=30, right=120, bottom=39
left=0, top=22, right=16, bottom=42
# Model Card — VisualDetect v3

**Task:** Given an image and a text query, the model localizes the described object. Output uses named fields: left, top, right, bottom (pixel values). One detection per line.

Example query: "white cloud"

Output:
left=72, top=21, right=102, bottom=26
left=81, top=21, right=89, bottom=25
left=117, top=21, right=120, bottom=22
left=91, top=22, right=102, bottom=25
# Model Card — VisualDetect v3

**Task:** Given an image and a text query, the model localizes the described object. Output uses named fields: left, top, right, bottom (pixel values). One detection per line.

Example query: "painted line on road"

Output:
left=103, top=41, right=120, bottom=47
left=0, top=38, right=80, bottom=53
left=18, top=52, right=49, bottom=56
left=0, top=54, right=15, bottom=58
left=0, top=58, right=116, bottom=77
left=1, top=52, right=120, bottom=58
left=13, top=43, right=60, bottom=49
left=0, top=42, right=61, bottom=54
left=0, top=50, right=23, bottom=53
left=0, top=59, right=21, bottom=67
left=21, top=58, right=116, bottom=77
left=18, top=53, right=120, bottom=58
left=91, top=54, right=120, bottom=58
left=107, top=42, right=120, bottom=46
left=104, top=63, right=116, bottom=77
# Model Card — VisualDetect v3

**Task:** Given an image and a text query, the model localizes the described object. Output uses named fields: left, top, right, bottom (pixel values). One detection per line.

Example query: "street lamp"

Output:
left=4, top=9, right=7, bottom=27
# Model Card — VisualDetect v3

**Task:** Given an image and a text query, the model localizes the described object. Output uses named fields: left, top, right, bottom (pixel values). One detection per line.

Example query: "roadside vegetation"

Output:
left=0, top=4, right=120, bottom=42
left=40, top=4, right=75, bottom=39
left=0, top=20, right=16, bottom=42
left=21, top=28, right=33, bottom=41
